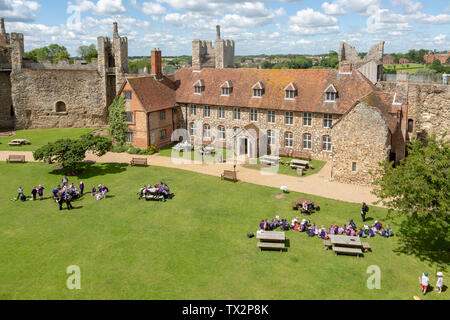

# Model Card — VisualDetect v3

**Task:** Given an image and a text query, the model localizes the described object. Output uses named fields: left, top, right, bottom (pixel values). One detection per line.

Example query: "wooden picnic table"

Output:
left=290, top=159, right=309, bottom=166
left=329, top=235, right=362, bottom=248
left=257, top=231, right=285, bottom=242
left=297, top=198, right=313, bottom=205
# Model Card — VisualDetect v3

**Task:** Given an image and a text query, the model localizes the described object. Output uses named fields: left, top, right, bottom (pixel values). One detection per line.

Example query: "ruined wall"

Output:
left=11, top=69, right=109, bottom=129
left=332, top=102, right=390, bottom=186
left=377, top=81, right=450, bottom=140
left=0, top=71, right=13, bottom=129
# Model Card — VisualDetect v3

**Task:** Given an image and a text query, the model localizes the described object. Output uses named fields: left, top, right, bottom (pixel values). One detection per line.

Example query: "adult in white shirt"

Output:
left=419, top=272, right=430, bottom=295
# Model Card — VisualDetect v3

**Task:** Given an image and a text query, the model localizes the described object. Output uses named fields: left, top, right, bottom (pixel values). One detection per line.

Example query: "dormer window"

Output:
left=221, top=81, right=233, bottom=96
left=193, top=80, right=204, bottom=95
left=284, top=83, right=297, bottom=100
left=324, top=84, right=338, bottom=102
left=252, top=82, right=264, bottom=98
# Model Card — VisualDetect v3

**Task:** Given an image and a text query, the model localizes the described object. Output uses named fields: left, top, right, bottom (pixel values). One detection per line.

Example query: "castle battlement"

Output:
left=192, top=26, right=235, bottom=70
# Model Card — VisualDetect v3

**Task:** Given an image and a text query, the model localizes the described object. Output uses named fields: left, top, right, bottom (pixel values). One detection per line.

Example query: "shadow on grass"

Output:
left=393, top=212, right=450, bottom=270
left=49, top=163, right=128, bottom=179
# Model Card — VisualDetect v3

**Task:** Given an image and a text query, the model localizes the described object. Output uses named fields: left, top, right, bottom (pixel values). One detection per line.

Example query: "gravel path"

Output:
left=0, top=150, right=380, bottom=205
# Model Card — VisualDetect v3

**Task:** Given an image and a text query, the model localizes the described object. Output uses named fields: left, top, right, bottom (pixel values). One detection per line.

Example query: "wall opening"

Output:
left=55, top=101, right=67, bottom=113
left=408, top=119, right=414, bottom=133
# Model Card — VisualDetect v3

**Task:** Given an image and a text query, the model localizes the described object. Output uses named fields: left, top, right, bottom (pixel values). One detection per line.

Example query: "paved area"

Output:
left=0, top=150, right=380, bottom=205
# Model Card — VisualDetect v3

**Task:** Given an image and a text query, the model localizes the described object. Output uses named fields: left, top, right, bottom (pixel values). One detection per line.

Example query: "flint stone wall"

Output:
left=332, top=101, right=390, bottom=186
left=378, top=82, right=450, bottom=140
left=11, top=68, right=109, bottom=129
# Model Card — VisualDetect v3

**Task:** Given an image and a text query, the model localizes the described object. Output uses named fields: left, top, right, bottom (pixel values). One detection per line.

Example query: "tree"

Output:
left=372, top=134, right=449, bottom=266
left=108, top=95, right=128, bottom=146
left=77, top=44, right=98, bottom=63
left=33, top=134, right=112, bottom=174
left=25, top=44, right=70, bottom=63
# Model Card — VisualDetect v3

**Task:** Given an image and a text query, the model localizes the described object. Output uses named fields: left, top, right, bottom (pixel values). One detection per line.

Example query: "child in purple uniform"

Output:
left=38, top=185, right=44, bottom=200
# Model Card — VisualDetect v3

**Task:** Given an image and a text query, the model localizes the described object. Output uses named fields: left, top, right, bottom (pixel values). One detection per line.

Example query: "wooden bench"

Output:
left=333, top=246, right=363, bottom=258
left=279, top=148, right=293, bottom=158
left=324, top=240, right=332, bottom=250
left=6, top=155, right=26, bottom=163
left=257, top=241, right=285, bottom=252
left=221, top=170, right=237, bottom=182
left=292, top=151, right=312, bottom=161
left=130, top=158, right=148, bottom=166
left=362, top=242, right=372, bottom=252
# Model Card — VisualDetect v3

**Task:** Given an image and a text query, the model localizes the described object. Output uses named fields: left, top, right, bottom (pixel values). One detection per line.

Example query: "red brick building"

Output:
left=424, top=51, right=450, bottom=64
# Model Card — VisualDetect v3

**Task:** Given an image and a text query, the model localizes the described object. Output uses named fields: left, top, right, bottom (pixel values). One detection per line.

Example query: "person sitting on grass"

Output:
left=349, top=219, right=356, bottom=230
left=386, top=224, right=394, bottom=237
left=291, top=217, right=299, bottom=228
left=358, top=228, right=366, bottom=238
left=367, top=228, right=375, bottom=238
left=328, top=225, right=335, bottom=235
left=20, top=193, right=27, bottom=202
left=319, top=227, right=329, bottom=240
left=334, top=224, right=339, bottom=235
left=299, top=222, right=307, bottom=232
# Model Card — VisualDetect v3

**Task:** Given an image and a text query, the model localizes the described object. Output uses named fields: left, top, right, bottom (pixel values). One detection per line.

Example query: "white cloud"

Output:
left=0, top=0, right=41, bottom=22
left=93, top=0, right=126, bottom=15
left=321, top=0, right=381, bottom=16
left=288, top=8, right=339, bottom=35
left=142, top=2, right=166, bottom=15
left=390, top=0, right=422, bottom=14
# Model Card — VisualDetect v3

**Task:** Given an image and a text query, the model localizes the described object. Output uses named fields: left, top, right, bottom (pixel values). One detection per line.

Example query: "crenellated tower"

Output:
left=192, top=25, right=235, bottom=70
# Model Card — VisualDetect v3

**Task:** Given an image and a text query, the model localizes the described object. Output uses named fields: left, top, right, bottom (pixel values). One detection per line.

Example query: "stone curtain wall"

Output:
left=11, top=69, right=109, bottom=129
left=178, top=103, right=339, bottom=160
left=378, top=82, right=450, bottom=140
left=0, top=71, right=13, bottom=129
left=332, top=102, right=390, bottom=185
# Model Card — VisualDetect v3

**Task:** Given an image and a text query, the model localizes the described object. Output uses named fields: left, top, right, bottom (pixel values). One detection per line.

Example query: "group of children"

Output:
left=91, top=184, right=109, bottom=201
left=420, top=271, right=445, bottom=295
left=13, top=185, right=45, bottom=202
left=259, top=217, right=394, bottom=240
left=138, top=182, right=172, bottom=200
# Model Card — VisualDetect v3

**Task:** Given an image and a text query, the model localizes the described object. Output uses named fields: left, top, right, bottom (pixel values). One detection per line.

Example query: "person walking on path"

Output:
left=361, top=202, right=369, bottom=222
left=419, top=272, right=430, bottom=295
left=436, top=272, right=444, bottom=294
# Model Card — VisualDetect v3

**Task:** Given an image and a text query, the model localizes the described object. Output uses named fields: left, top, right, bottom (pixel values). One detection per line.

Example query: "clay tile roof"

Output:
left=174, top=68, right=377, bottom=114
left=126, top=76, right=177, bottom=113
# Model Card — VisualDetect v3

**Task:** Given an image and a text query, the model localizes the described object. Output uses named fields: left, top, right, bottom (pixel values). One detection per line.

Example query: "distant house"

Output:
left=424, top=51, right=450, bottom=64
left=398, top=58, right=410, bottom=64
left=383, top=55, right=394, bottom=65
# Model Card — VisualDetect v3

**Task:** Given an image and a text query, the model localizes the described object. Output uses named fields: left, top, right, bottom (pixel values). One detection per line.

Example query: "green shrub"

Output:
left=147, top=144, right=159, bottom=154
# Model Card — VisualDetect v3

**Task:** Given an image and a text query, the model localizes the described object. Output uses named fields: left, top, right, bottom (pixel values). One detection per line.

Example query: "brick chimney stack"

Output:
left=151, top=48, right=163, bottom=80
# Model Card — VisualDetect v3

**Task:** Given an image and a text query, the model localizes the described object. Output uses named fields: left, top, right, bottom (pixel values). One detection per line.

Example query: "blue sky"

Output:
left=1, top=0, right=449, bottom=56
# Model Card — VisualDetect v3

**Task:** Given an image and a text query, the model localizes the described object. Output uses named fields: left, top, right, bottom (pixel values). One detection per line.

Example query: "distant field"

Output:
left=383, top=64, right=426, bottom=74
left=0, top=128, right=99, bottom=151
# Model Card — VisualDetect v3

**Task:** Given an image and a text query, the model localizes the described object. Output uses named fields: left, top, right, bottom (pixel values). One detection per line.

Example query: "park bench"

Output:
left=292, top=151, right=312, bottom=161
left=257, top=241, right=285, bottom=252
left=362, top=242, right=372, bottom=252
left=279, top=148, right=293, bottom=158
left=333, top=246, right=363, bottom=258
left=324, top=240, right=332, bottom=250
left=221, top=170, right=237, bottom=182
left=6, top=155, right=26, bottom=163
left=130, top=158, right=148, bottom=166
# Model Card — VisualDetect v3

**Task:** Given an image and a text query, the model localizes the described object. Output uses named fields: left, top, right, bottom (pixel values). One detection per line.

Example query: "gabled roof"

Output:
left=284, top=82, right=297, bottom=91
left=324, top=84, right=337, bottom=93
left=251, top=81, right=264, bottom=90
left=221, top=80, right=233, bottom=88
left=174, top=68, right=377, bottom=114
left=193, top=79, right=204, bottom=87
left=125, top=76, right=177, bottom=113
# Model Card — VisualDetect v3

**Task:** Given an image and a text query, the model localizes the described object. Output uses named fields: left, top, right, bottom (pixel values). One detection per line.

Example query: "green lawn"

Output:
left=383, top=64, right=426, bottom=75
left=243, top=157, right=327, bottom=177
left=0, top=128, right=99, bottom=151
left=0, top=162, right=446, bottom=300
